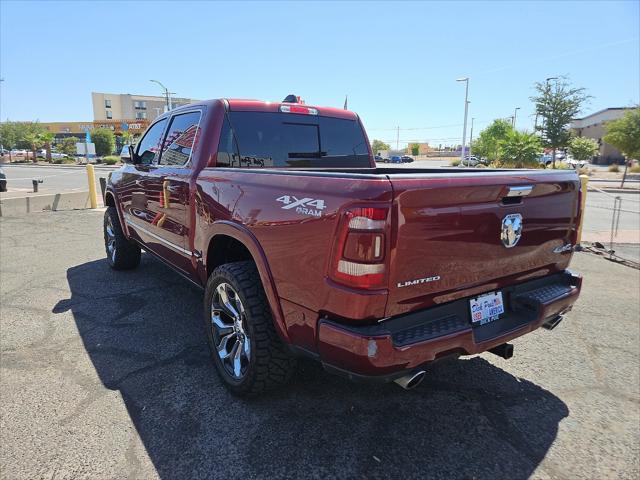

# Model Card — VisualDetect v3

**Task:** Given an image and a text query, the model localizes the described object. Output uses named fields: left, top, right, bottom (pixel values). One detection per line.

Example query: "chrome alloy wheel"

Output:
left=211, top=283, right=251, bottom=380
left=105, top=215, right=117, bottom=263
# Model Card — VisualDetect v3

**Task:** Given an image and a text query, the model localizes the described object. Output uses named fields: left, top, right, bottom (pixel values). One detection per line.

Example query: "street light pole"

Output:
left=150, top=79, right=172, bottom=111
left=457, top=77, right=469, bottom=161
left=512, top=107, right=520, bottom=129
left=469, top=117, right=475, bottom=156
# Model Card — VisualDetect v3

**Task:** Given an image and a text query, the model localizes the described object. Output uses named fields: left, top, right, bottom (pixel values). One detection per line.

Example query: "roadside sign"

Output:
left=76, top=142, right=96, bottom=156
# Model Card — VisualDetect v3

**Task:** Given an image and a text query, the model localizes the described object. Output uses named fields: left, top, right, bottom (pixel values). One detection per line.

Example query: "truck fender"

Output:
left=201, top=221, right=291, bottom=344
left=104, top=188, right=132, bottom=239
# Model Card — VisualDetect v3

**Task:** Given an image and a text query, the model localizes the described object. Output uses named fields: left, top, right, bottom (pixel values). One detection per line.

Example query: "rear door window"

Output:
left=222, top=112, right=370, bottom=168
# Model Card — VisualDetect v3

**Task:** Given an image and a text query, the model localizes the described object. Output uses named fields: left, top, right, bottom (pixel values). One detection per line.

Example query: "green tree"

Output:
left=410, top=143, right=420, bottom=156
left=494, top=130, right=542, bottom=168
left=40, top=131, right=55, bottom=162
left=603, top=107, right=640, bottom=187
left=20, top=123, right=48, bottom=162
left=371, top=139, right=391, bottom=155
left=90, top=128, right=116, bottom=157
left=531, top=77, right=590, bottom=168
left=568, top=136, right=599, bottom=161
left=58, top=136, right=80, bottom=156
left=471, top=119, right=513, bottom=162
left=0, top=122, right=18, bottom=161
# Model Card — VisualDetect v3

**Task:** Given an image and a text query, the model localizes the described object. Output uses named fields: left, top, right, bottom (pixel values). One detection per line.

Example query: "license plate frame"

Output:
left=469, top=291, right=505, bottom=326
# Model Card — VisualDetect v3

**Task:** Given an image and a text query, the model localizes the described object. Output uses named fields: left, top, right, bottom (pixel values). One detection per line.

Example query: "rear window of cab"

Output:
left=217, top=111, right=370, bottom=168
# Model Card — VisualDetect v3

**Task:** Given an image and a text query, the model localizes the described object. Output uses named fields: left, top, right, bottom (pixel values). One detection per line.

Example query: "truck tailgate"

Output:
left=385, top=170, right=581, bottom=318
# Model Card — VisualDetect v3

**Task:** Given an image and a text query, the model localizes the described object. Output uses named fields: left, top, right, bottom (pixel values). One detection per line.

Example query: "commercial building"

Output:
left=91, top=92, right=200, bottom=123
left=406, top=142, right=434, bottom=155
left=570, top=108, right=632, bottom=164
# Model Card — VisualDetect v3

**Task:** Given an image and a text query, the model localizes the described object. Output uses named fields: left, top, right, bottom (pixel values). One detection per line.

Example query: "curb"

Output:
left=0, top=191, right=99, bottom=217
left=590, top=188, right=640, bottom=194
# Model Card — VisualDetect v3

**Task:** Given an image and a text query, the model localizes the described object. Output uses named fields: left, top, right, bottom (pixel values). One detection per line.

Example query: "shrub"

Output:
left=608, top=164, right=620, bottom=172
left=450, top=159, right=460, bottom=166
left=630, top=165, right=640, bottom=173
left=90, top=128, right=116, bottom=156
left=102, top=155, right=119, bottom=165
left=495, top=130, right=542, bottom=168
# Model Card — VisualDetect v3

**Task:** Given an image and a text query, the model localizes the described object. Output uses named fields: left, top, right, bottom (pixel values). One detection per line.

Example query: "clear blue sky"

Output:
left=1, top=0, right=638, bottom=147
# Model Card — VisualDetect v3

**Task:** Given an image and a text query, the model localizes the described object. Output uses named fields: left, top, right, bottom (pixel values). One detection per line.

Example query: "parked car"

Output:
left=389, top=155, right=403, bottom=164
left=401, top=155, right=414, bottom=163
left=38, top=149, right=67, bottom=160
left=0, top=167, right=6, bottom=192
left=538, top=155, right=553, bottom=168
left=374, top=155, right=385, bottom=163
left=565, top=156, right=588, bottom=169
left=459, top=156, right=480, bottom=167
left=104, top=98, right=583, bottom=396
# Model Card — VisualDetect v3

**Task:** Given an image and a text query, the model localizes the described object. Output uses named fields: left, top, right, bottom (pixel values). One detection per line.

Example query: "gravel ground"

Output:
left=1, top=210, right=639, bottom=480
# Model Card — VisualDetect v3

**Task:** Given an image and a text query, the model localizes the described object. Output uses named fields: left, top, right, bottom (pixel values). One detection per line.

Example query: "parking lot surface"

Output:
left=1, top=210, right=639, bottom=479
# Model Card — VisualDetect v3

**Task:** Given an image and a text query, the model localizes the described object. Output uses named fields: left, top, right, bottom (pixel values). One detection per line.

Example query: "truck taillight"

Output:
left=330, top=206, right=389, bottom=289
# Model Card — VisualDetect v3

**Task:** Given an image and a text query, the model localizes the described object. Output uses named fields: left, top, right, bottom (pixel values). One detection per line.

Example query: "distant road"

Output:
left=0, top=164, right=117, bottom=199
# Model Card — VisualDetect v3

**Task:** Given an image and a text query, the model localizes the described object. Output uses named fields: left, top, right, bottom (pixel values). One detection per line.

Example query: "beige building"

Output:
left=571, top=108, right=631, bottom=164
left=406, top=142, right=433, bottom=155
left=91, top=92, right=201, bottom=123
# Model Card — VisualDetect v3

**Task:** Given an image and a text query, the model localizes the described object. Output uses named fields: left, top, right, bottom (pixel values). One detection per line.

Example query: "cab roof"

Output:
left=225, top=99, right=358, bottom=120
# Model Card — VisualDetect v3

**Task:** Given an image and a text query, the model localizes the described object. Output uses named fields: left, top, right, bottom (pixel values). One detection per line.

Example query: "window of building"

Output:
left=136, top=111, right=147, bottom=120
left=105, top=99, right=111, bottom=108
left=134, top=101, right=147, bottom=110
left=136, top=119, right=167, bottom=165
left=106, top=110, right=112, bottom=119
left=158, top=111, right=202, bottom=166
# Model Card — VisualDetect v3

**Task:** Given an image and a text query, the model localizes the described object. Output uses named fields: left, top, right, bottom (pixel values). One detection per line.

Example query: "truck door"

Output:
left=147, top=109, right=203, bottom=275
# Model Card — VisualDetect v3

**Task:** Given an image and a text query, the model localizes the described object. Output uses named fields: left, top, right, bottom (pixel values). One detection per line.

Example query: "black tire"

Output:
left=103, top=206, right=141, bottom=270
left=204, top=261, right=296, bottom=397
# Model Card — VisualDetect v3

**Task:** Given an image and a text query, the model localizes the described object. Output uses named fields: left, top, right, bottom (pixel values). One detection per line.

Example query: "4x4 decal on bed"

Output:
left=276, top=195, right=326, bottom=217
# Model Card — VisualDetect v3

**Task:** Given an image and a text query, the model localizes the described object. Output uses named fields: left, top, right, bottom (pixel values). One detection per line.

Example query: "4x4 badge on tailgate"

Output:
left=501, top=213, right=523, bottom=248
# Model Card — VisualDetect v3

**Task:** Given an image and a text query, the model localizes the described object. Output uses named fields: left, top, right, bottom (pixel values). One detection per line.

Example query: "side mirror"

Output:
left=124, top=145, right=136, bottom=164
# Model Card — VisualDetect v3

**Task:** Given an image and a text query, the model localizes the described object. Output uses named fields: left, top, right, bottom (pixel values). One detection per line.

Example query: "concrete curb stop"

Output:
left=0, top=191, right=97, bottom=217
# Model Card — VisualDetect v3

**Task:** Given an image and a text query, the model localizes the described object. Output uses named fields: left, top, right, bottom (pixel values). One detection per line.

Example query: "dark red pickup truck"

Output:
left=104, top=98, right=582, bottom=396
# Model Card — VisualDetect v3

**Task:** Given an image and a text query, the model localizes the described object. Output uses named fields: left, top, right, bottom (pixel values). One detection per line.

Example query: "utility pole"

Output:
left=512, top=107, right=520, bottom=129
left=457, top=77, right=469, bottom=161
left=469, top=117, right=475, bottom=156
left=396, top=126, right=400, bottom=151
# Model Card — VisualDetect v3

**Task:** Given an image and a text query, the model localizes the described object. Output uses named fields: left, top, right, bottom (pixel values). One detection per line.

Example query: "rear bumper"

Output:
left=317, top=270, right=582, bottom=381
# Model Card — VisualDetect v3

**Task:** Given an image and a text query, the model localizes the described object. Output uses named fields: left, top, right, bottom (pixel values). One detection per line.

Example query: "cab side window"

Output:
left=159, top=111, right=202, bottom=166
left=136, top=119, right=167, bottom=165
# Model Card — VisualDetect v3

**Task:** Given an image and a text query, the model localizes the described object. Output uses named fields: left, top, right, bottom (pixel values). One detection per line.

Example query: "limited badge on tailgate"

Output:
left=470, top=291, right=505, bottom=325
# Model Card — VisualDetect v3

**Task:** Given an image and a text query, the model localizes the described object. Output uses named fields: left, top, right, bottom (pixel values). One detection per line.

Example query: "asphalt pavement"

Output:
left=0, top=164, right=116, bottom=199
left=1, top=210, right=638, bottom=479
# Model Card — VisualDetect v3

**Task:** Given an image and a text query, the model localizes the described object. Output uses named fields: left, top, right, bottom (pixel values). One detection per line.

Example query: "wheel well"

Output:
left=206, top=235, right=254, bottom=276
left=105, top=192, right=116, bottom=207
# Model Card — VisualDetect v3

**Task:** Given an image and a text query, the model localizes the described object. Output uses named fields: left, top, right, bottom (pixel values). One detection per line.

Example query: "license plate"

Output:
left=470, top=291, right=505, bottom=325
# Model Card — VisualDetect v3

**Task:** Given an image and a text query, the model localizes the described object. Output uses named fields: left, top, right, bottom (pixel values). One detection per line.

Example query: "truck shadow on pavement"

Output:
left=55, top=255, right=569, bottom=480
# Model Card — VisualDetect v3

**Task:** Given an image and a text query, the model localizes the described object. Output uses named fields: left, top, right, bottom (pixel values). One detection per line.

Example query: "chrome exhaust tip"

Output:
left=393, top=370, right=426, bottom=390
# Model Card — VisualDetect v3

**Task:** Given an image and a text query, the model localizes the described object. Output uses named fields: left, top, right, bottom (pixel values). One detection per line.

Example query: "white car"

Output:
left=459, top=156, right=480, bottom=167
left=565, top=156, right=587, bottom=168
left=37, top=149, right=67, bottom=159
